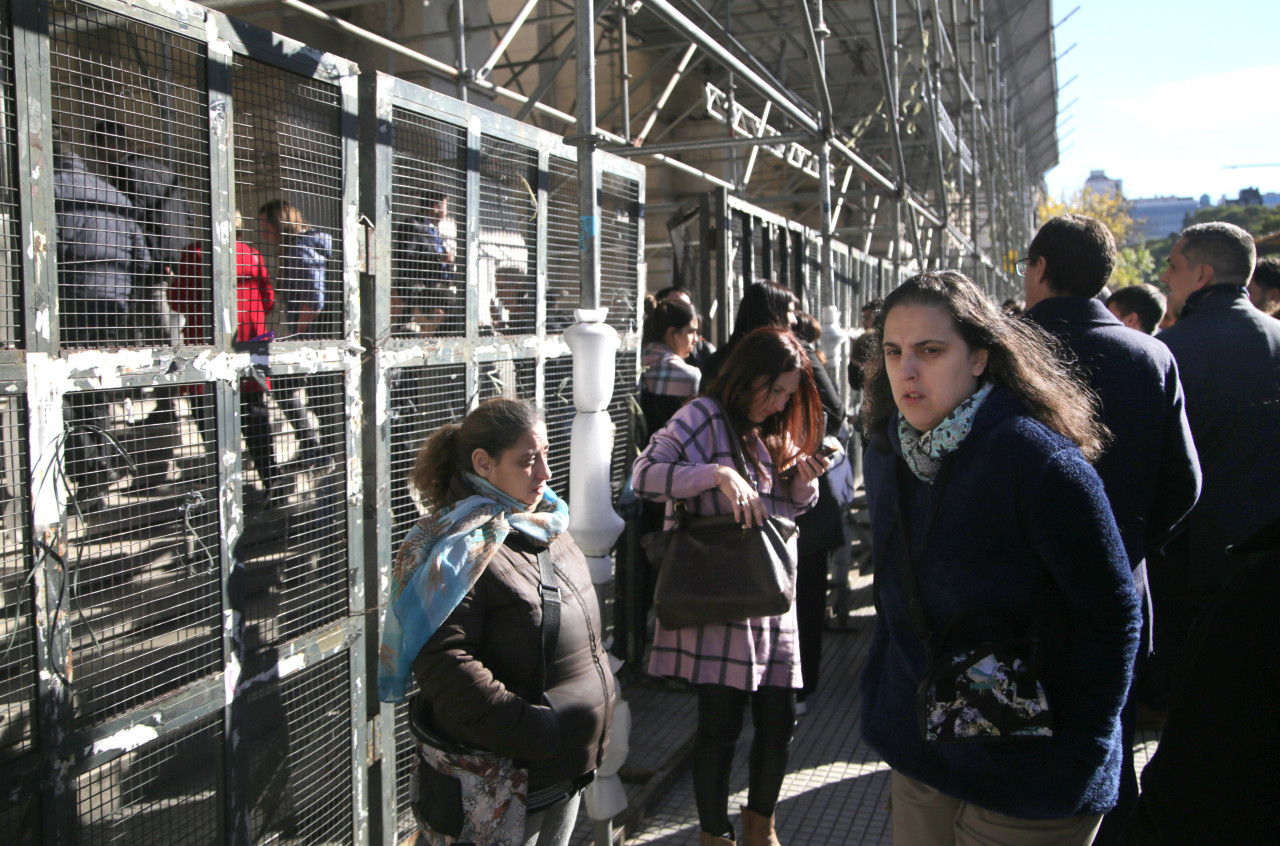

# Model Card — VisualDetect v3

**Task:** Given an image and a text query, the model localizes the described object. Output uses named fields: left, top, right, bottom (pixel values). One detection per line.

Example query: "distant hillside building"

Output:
left=1131, top=195, right=1199, bottom=241
left=1085, top=169, right=1124, bottom=197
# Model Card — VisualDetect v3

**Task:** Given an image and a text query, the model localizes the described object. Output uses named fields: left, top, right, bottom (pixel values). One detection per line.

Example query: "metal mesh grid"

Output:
left=0, top=395, right=32, bottom=757
left=542, top=355, right=575, bottom=501
left=242, top=372, right=348, bottom=653
left=0, top=7, right=21, bottom=349
left=389, top=109, right=466, bottom=340
left=545, top=156, right=578, bottom=334
left=476, top=357, right=535, bottom=407
left=245, top=653, right=354, bottom=844
left=49, top=0, right=211, bottom=349
left=804, top=236, right=822, bottom=313
left=77, top=712, right=222, bottom=844
left=600, top=172, right=640, bottom=335
left=393, top=697, right=419, bottom=842
left=387, top=363, right=466, bottom=545
left=752, top=216, right=769, bottom=286
left=608, top=351, right=636, bottom=491
left=62, top=386, right=221, bottom=728
left=478, top=137, right=538, bottom=337
left=232, top=55, right=344, bottom=342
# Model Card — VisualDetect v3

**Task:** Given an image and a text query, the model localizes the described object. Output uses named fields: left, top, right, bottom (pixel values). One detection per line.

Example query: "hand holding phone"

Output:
left=780, top=444, right=839, bottom=480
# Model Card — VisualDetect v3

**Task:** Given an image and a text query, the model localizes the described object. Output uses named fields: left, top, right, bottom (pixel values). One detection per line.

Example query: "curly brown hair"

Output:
left=861, top=270, right=1109, bottom=462
left=410, top=398, right=542, bottom=509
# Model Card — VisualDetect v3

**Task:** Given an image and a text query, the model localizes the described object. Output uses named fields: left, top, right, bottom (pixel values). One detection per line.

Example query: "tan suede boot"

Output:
left=700, top=831, right=735, bottom=845
left=740, top=806, right=782, bottom=846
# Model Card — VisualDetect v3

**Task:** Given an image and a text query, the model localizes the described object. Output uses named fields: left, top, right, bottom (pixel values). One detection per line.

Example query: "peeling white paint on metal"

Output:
left=191, top=349, right=248, bottom=383
left=34, top=307, right=50, bottom=341
left=224, top=610, right=242, bottom=702
left=64, top=348, right=158, bottom=387
left=27, top=354, right=74, bottom=525
left=278, top=652, right=307, bottom=678
left=375, top=370, right=389, bottom=427
left=216, top=217, right=232, bottom=247
left=90, top=719, right=161, bottom=757
left=136, top=0, right=202, bottom=22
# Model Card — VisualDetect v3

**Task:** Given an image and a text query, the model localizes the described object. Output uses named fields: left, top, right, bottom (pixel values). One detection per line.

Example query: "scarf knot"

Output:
left=897, top=383, right=994, bottom=482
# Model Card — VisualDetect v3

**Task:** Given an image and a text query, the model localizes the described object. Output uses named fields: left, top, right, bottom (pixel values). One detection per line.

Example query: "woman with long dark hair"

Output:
left=379, top=398, right=616, bottom=846
left=859, top=271, right=1140, bottom=845
left=701, top=282, right=798, bottom=384
left=632, top=327, right=829, bottom=846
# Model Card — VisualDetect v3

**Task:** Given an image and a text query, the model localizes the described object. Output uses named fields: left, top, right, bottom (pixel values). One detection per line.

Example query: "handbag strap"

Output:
left=534, top=549, right=561, bottom=701
left=709, top=397, right=757, bottom=492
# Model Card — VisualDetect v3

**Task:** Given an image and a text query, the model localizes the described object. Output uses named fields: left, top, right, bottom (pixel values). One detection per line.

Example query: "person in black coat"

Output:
left=1126, top=513, right=1280, bottom=846
left=1155, top=222, right=1280, bottom=695
left=1023, top=214, right=1202, bottom=844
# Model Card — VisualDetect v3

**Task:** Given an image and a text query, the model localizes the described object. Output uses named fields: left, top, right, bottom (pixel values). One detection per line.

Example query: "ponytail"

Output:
left=408, top=398, right=541, bottom=510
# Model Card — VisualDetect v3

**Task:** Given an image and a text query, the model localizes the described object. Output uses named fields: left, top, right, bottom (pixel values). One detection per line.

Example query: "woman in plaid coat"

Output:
left=631, top=327, right=830, bottom=846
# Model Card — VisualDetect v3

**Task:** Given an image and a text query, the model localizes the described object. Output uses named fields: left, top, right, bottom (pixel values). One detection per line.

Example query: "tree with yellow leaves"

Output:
left=1037, top=187, right=1155, bottom=288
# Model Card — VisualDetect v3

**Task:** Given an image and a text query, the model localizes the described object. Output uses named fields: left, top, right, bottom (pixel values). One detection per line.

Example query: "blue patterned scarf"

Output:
left=378, top=472, right=570, bottom=703
left=897, top=383, right=994, bottom=483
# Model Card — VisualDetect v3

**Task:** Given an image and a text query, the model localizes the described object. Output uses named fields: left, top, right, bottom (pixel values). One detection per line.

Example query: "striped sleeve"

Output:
left=631, top=398, right=720, bottom=502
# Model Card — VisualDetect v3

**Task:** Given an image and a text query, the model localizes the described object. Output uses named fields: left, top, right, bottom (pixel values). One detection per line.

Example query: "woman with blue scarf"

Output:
left=859, top=272, right=1140, bottom=845
left=379, top=398, right=615, bottom=846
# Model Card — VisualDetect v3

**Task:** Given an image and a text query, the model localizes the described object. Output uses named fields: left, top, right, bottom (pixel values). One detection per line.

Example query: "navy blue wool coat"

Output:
left=1026, top=297, right=1200, bottom=581
left=1158, top=284, right=1280, bottom=593
left=859, top=388, right=1141, bottom=819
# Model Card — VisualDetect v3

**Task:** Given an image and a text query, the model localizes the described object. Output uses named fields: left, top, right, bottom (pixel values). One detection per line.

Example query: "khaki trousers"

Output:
left=891, top=771, right=1103, bottom=846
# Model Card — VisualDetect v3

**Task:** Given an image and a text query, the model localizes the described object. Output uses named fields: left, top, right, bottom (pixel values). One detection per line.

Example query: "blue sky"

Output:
left=1042, top=0, right=1279, bottom=203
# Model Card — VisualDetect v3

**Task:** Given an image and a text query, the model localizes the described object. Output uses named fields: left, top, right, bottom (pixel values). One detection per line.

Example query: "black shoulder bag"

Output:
left=408, top=549, right=560, bottom=844
left=894, top=462, right=1054, bottom=742
left=643, top=399, right=798, bottom=630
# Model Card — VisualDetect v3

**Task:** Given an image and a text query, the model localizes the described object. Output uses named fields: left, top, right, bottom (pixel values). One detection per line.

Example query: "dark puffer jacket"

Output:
left=412, top=529, right=616, bottom=793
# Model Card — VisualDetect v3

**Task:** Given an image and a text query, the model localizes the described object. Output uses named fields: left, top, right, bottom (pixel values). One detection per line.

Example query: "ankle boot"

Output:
left=700, top=831, right=735, bottom=845
left=741, top=806, right=782, bottom=846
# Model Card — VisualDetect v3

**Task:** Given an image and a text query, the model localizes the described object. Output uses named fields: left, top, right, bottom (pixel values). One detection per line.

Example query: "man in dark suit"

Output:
left=1155, top=221, right=1280, bottom=698
left=1023, top=214, right=1202, bottom=844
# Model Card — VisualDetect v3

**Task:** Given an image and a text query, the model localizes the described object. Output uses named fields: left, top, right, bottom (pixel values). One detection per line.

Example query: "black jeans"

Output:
left=692, top=683, right=795, bottom=838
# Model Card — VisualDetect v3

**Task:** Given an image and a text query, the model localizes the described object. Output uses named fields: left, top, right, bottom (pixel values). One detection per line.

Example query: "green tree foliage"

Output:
left=1183, top=202, right=1280, bottom=239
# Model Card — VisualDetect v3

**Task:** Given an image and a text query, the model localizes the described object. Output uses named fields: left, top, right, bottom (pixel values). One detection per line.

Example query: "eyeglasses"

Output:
left=1015, top=258, right=1029, bottom=277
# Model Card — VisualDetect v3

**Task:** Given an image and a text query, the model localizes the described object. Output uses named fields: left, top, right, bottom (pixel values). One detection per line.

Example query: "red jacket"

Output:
left=170, top=242, right=275, bottom=391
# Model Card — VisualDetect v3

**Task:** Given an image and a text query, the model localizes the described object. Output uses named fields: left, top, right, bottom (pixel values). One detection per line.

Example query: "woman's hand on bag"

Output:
left=791, top=453, right=831, bottom=485
left=714, top=465, right=768, bottom=528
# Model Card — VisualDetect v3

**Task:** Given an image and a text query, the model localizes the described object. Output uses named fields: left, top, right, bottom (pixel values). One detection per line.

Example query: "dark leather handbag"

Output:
left=643, top=401, right=799, bottom=629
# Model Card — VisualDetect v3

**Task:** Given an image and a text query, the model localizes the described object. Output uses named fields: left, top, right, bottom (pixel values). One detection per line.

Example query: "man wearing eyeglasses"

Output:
left=1022, top=213, right=1201, bottom=846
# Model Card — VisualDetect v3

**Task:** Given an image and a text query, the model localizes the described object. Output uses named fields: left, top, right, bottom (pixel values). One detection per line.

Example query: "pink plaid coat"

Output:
left=631, top=396, right=818, bottom=691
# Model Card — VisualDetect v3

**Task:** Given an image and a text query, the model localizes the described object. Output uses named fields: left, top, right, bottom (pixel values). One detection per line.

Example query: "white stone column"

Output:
left=563, top=308, right=629, bottom=833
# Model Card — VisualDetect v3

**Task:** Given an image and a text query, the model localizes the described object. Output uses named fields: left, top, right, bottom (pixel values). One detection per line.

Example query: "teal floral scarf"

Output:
left=378, top=472, right=570, bottom=702
left=897, top=382, right=994, bottom=483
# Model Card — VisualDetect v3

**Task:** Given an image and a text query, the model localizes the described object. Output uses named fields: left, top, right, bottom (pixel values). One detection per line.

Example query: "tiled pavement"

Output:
left=569, top=572, right=1161, bottom=846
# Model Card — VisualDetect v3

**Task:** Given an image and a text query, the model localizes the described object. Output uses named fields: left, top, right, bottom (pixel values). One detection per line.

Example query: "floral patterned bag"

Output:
left=914, top=636, right=1054, bottom=742
left=410, top=736, right=528, bottom=845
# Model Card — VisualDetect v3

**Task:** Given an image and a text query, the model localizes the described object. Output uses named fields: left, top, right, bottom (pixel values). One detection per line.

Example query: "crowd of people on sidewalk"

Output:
left=51, top=117, right=1280, bottom=846
left=618, top=216, right=1279, bottom=846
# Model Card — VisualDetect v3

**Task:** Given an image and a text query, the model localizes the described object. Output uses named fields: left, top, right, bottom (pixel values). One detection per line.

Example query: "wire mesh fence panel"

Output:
left=386, top=363, right=466, bottom=546
left=0, top=396, right=32, bottom=758
left=76, top=712, right=223, bottom=845
left=244, top=653, right=354, bottom=845
left=608, top=350, right=636, bottom=493
left=475, top=357, right=535, bottom=408
left=600, top=172, right=640, bottom=336
left=543, top=355, right=574, bottom=501
left=48, top=0, right=211, bottom=349
left=477, top=137, right=538, bottom=337
left=242, top=371, right=348, bottom=654
left=805, top=235, right=823, bottom=313
left=389, top=109, right=466, bottom=341
left=752, top=216, right=768, bottom=287
left=0, top=4, right=21, bottom=349
left=393, top=696, right=419, bottom=843
left=61, top=386, right=222, bottom=728
left=545, top=156, right=579, bottom=334
left=232, top=55, right=344, bottom=342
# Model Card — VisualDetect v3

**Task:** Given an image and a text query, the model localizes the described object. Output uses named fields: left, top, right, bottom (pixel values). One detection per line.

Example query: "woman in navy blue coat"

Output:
left=858, top=271, right=1141, bottom=845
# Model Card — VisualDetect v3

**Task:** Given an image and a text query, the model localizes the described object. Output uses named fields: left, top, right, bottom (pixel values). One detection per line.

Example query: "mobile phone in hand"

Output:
left=780, top=444, right=839, bottom=480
